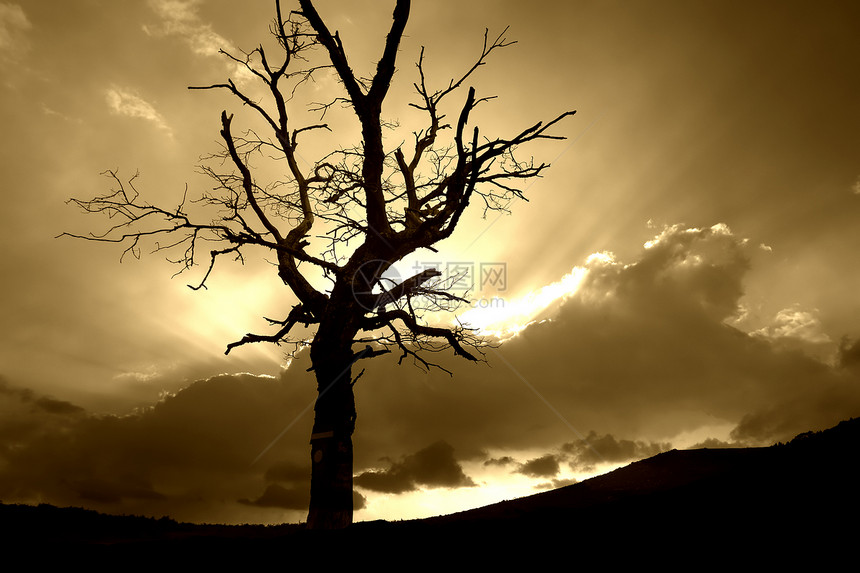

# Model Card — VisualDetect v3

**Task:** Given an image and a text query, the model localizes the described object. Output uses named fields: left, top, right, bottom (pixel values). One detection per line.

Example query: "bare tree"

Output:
left=62, top=0, right=574, bottom=529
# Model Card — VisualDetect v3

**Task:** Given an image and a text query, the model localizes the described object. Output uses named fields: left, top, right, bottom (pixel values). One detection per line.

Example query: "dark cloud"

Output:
left=32, top=395, right=85, bottom=415
left=0, top=376, right=85, bottom=456
left=264, top=460, right=309, bottom=483
left=532, top=479, right=576, bottom=491
left=239, top=484, right=308, bottom=510
left=562, top=432, right=672, bottom=472
left=484, top=456, right=515, bottom=467
left=839, top=338, right=860, bottom=371
left=240, top=486, right=366, bottom=513
left=729, top=377, right=860, bottom=446
left=242, top=465, right=364, bottom=511
left=0, top=378, right=169, bottom=508
left=0, top=373, right=316, bottom=523
left=726, top=334, right=860, bottom=445
left=355, top=441, right=476, bottom=494
left=516, top=454, right=560, bottom=478
left=354, top=490, right=367, bottom=511
left=353, top=469, right=413, bottom=494
left=689, top=437, right=744, bottom=449
left=0, top=377, right=84, bottom=415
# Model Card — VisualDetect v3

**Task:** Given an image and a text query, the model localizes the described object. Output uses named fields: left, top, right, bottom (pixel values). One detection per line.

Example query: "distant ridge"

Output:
left=2, top=418, right=858, bottom=561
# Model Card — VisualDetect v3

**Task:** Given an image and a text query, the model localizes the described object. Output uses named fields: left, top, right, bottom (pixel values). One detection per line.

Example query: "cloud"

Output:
left=0, top=3, right=30, bottom=67
left=0, top=377, right=85, bottom=452
left=0, top=373, right=316, bottom=524
left=751, top=305, right=834, bottom=363
left=689, top=437, right=744, bottom=449
left=0, top=377, right=168, bottom=506
left=143, top=0, right=252, bottom=83
left=483, top=456, right=515, bottom=467
left=148, top=0, right=199, bottom=25
left=354, top=441, right=476, bottom=494
left=263, top=460, right=309, bottom=483
left=349, top=223, right=860, bottom=456
left=853, top=176, right=860, bottom=195
left=239, top=483, right=307, bottom=510
left=240, top=483, right=365, bottom=511
left=0, top=378, right=84, bottom=415
left=839, top=338, right=860, bottom=372
left=753, top=306, right=831, bottom=345
left=105, top=87, right=172, bottom=134
left=516, top=454, right=560, bottom=478
left=145, top=0, right=230, bottom=57
left=562, top=432, right=672, bottom=472
left=0, top=3, right=29, bottom=50
left=728, top=380, right=860, bottom=447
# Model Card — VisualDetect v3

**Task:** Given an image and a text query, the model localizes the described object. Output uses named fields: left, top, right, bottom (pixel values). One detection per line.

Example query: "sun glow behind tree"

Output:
left=458, top=266, right=589, bottom=340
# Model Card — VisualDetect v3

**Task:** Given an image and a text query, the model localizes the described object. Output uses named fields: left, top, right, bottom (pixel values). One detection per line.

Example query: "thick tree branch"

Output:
left=373, top=267, right=441, bottom=309
left=225, top=303, right=315, bottom=354
left=297, top=0, right=366, bottom=108
left=367, top=0, right=411, bottom=104
left=368, top=308, right=479, bottom=362
left=220, top=112, right=283, bottom=242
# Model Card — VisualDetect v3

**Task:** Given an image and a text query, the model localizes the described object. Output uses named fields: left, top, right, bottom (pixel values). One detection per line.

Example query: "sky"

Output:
left=1, top=0, right=860, bottom=525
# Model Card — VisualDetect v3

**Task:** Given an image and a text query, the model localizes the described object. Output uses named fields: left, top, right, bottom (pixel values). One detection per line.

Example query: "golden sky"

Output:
left=2, top=0, right=860, bottom=524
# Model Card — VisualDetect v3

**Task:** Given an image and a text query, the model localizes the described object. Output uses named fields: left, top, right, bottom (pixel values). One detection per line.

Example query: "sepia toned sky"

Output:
left=2, top=0, right=860, bottom=524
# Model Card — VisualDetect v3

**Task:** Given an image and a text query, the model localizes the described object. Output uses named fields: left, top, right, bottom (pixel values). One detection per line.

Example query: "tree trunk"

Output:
left=306, top=339, right=357, bottom=529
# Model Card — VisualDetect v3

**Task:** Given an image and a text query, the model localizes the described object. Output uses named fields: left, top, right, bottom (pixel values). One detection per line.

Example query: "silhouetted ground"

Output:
left=3, top=418, right=857, bottom=564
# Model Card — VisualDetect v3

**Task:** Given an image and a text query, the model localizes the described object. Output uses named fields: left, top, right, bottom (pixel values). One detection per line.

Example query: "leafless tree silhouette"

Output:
left=62, top=0, right=574, bottom=529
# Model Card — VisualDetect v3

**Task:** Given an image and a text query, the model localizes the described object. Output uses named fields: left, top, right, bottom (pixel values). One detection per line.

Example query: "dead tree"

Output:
left=61, top=0, right=574, bottom=529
